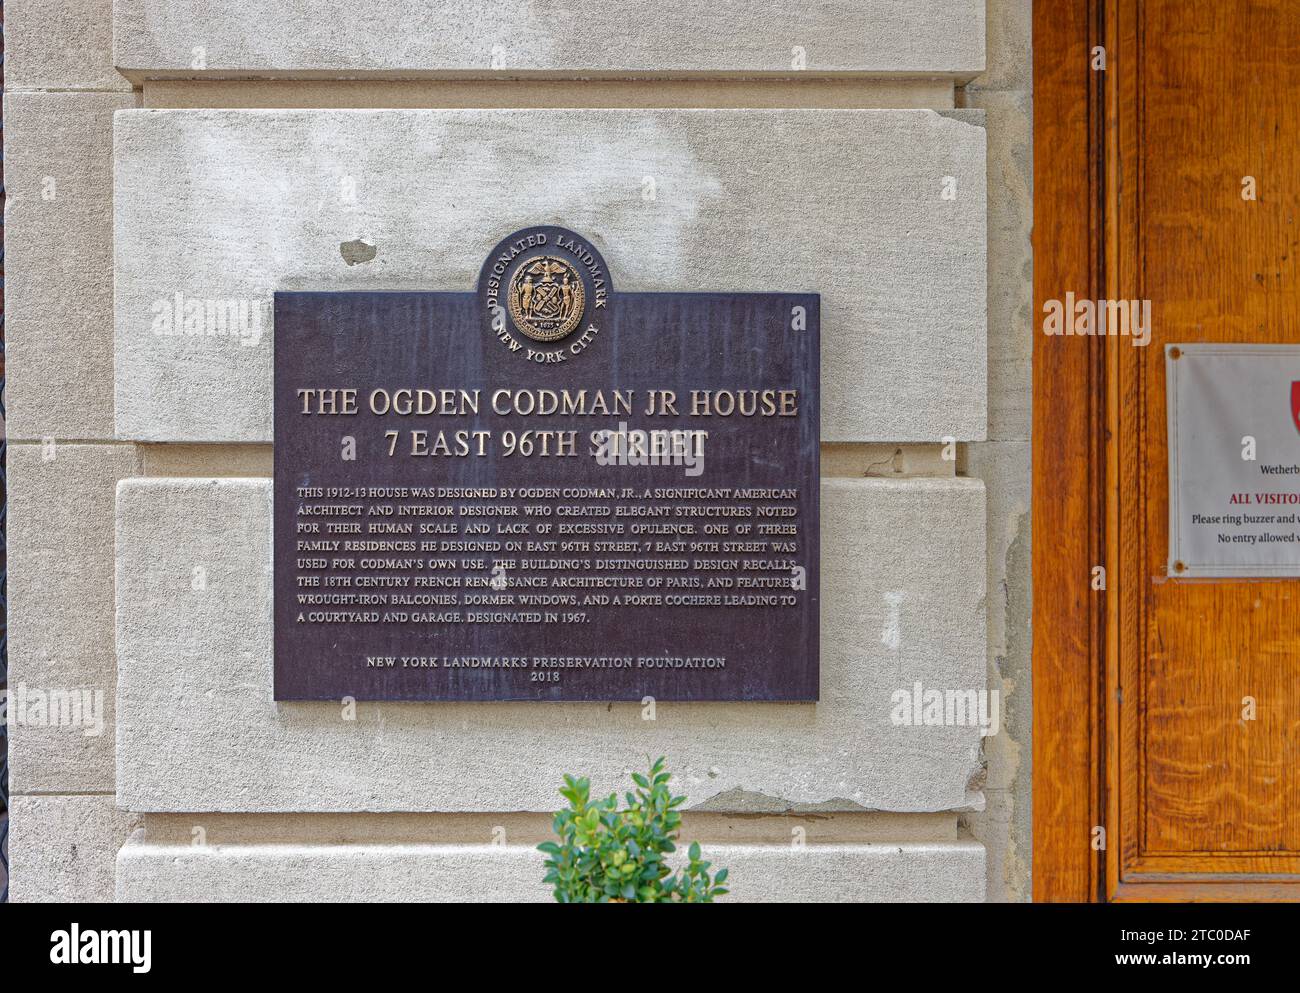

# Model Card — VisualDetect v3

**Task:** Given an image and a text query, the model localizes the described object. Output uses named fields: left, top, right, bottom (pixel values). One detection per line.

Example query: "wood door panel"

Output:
left=1114, top=0, right=1300, bottom=888
left=1145, top=586, right=1300, bottom=854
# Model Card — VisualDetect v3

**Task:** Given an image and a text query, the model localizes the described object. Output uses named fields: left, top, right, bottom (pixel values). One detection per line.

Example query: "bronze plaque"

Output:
left=274, top=226, right=819, bottom=701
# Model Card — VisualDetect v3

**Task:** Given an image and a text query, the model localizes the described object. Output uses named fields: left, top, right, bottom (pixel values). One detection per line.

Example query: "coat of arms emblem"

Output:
left=479, top=225, right=611, bottom=361
left=507, top=255, right=585, bottom=342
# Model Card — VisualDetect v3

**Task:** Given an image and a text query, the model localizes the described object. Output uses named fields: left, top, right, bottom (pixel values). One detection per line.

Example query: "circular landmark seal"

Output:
left=508, top=255, right=584, bottom=342
left=478, top=225, right=612, bottom=362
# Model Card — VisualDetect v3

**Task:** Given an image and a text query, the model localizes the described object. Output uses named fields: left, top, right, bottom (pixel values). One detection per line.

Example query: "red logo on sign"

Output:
left=1293, top=382, right=1300, bottom=435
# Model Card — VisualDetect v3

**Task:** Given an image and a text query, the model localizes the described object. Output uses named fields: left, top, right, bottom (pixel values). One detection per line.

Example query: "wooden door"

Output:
left=1034, top=0, right=1300, bottom=901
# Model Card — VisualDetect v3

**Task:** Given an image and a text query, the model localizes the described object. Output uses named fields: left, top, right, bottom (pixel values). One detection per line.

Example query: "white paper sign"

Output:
left=1167, top=343, right=1300, bottom=577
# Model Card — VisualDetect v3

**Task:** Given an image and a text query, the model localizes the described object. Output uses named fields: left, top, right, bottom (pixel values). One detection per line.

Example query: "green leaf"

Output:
left=541, top=759, right=730, bottom=902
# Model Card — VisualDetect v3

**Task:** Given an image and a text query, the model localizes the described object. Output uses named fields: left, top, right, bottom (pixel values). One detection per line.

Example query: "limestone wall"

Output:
left=4, top=0, right=1032, bottom=903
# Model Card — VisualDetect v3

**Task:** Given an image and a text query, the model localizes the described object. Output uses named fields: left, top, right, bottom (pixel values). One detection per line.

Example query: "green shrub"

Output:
left=539, top=756, right=730, bottom=903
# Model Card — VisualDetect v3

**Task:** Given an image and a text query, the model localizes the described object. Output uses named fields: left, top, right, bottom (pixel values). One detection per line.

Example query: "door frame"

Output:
left=1032, top=0, right=1300, bottom=903
left=1032, top=0, right=1108, bottom=903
